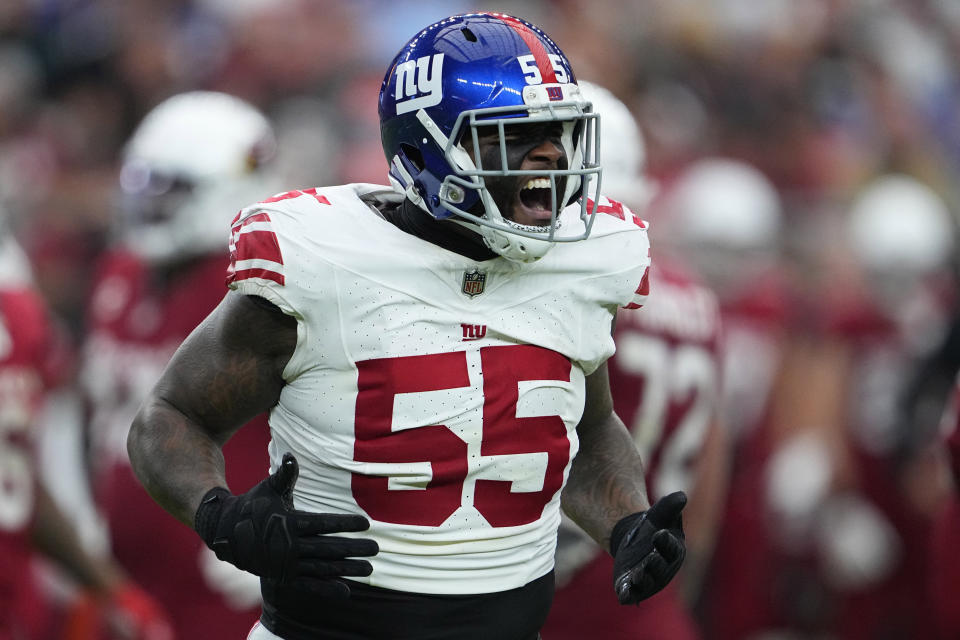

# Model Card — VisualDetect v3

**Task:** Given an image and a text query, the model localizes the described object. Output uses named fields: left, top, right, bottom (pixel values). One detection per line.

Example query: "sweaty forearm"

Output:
left=561, top=413, right=649, bottom=551
left=127, top=395, right=229, bottom=528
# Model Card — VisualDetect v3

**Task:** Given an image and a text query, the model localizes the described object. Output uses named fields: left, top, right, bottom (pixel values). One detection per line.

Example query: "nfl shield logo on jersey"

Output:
left=461, top=269, right=486, bottom=298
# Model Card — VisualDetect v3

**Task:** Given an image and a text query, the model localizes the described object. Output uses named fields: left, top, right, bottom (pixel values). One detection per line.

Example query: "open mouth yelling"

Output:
left=512, top=177, right=554, bottom=228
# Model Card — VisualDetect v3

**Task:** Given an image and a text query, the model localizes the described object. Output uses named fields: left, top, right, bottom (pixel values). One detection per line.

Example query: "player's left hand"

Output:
left=609, top=491, right=687, bottom=605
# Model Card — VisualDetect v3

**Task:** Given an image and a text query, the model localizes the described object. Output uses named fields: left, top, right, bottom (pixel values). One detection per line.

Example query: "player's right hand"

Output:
left=193, top=452, right=378, bottom=598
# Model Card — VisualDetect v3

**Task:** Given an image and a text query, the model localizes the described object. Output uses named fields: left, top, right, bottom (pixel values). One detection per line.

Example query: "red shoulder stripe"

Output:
left=226, top=212, right=285, bottom=286
left=624, top=266, right=650, bottom=310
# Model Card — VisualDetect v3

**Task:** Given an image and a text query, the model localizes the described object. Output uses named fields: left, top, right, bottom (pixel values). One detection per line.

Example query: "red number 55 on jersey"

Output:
left=353, top=344, right=573, bottom=528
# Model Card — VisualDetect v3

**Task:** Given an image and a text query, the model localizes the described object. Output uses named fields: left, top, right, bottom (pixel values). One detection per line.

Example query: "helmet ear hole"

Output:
left=401, top=143, right=425, bottom=172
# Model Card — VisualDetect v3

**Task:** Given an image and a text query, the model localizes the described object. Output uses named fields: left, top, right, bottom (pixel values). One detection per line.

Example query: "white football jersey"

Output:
left=227, top=184, right=649, bottom=594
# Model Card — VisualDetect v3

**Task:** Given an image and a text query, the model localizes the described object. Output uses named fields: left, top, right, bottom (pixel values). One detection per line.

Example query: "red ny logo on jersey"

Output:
left=461, top=324, right=487, bottom=341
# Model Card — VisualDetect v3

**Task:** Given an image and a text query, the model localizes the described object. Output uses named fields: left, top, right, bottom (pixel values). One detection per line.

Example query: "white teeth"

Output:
left=522, top=178, right=551, bottom=190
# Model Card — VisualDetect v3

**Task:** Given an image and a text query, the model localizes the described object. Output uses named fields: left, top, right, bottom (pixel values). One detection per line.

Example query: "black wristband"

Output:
left=194, top=486, right=232, bottom=548
left=609, top=511, right=646, bottom=556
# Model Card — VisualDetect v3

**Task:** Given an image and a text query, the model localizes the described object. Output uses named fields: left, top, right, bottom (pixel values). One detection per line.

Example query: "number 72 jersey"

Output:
left=610, top=256, right=722, bottom=501
left=226, top=184, right=650, bottom=595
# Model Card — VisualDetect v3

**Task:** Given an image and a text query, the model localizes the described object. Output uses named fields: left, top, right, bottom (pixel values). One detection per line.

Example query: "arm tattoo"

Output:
left=128, top=293, right=296, bottom=527
left=561, top=359, right=649, bottom=550
left=562, top=412, right=649, bottom=550
left=130, top=396, right=228, bottom=527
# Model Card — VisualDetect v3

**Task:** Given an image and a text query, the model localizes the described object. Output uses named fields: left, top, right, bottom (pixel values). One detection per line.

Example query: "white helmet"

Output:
left=660, top=157, right=782, bottom=296
left=576, top=80, right=656, bottom=210
left=664, top=157, right=782, bottom=251
left=119, top=91, right=279, bottom=265
left=846, top=174, right=955, bottom=277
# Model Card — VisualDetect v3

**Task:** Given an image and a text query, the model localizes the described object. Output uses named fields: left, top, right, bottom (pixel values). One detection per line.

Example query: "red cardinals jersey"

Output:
left=610, top=254, right=722, bottom=500
left=543, top=253, right=722, bottom=640
left=716, top=270, right=789, bottom=444
left=81, top=250, right=270, bottom=639
left=823, top=288, right=946, bottom=640
left=698, top=268, right=793, bottom=640
left=705, top=275, right=949, bottom=640
left=0, top=286, right=61, bottom=639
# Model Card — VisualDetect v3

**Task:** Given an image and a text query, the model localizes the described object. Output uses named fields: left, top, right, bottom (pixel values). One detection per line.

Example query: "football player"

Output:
left=126, top=13, right=686, bottom=640
left=656, top=156, right=794, bottom=640
left=79, top=91, right=282, bottom=639
left=813, top=174, right=956, bottom=639
left=542, top=81, right=729, bottom=640
left=704, top=172, right=955, bottom=639
left=0, top=209, right=172, bottom=640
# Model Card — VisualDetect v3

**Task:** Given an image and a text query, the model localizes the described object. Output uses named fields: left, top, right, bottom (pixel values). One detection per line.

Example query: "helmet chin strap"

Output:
left=434, top=177, right=554, bottom=263
left=474, top=190, right=554, bottom=262
left=445, top=216, right=553, bottom=263
left=390, top=157, right=427, bottom=210
left=482, top=226, right=554, bottom=262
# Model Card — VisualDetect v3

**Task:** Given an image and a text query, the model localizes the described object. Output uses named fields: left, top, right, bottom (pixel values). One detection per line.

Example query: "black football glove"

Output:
left=194, top=452, right=378, bottom=599
left=609, top=491, right=687, bottom=605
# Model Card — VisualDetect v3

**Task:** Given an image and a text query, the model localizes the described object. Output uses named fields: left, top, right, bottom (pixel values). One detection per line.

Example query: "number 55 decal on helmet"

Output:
left=517, top=54, right=570, bottom=85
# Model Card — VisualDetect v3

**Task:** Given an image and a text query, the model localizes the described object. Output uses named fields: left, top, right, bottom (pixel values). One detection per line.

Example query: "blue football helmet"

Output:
left=379, top=13, right=601, bottom=262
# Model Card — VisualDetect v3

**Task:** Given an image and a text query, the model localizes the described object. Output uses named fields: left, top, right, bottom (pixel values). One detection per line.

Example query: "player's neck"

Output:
left=384, top=199, right=497, bottom=262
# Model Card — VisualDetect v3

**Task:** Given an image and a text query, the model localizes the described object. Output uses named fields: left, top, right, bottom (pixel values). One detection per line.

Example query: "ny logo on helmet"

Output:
left=395, top=53, right=445, bottom=115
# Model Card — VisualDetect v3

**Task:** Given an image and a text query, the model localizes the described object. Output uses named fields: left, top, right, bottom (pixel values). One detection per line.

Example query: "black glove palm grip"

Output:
left=609, top=491, right=687, bottom=605
left=195, top=452, right=378, bottom=598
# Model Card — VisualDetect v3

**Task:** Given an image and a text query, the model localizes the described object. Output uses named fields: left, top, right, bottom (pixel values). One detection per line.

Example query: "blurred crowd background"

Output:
left=4, top=0, right=960, bottom=638
left=2, top=0, right=960, bottom=334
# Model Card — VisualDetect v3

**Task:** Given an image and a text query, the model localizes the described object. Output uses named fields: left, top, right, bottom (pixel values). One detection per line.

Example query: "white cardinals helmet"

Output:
left=118, top=91, right=279, bottom=265
left=659, top=157, right=783, bottom=296
left=846, top=174, right=956, bottom=322
left=577, top=80, right=656, bottom=210
left=847, top=174, right=954, bottom=277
